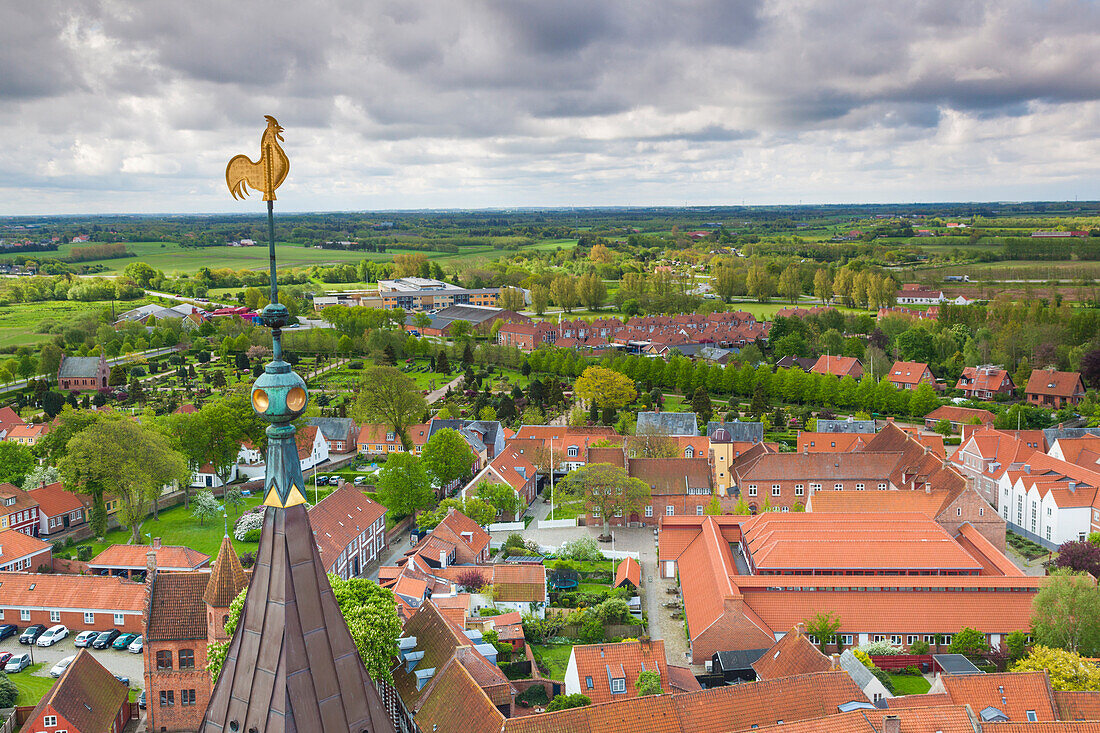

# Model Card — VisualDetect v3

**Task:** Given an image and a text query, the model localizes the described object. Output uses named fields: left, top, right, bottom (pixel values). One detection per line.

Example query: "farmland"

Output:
left=0, top=299, right=129, bottom=347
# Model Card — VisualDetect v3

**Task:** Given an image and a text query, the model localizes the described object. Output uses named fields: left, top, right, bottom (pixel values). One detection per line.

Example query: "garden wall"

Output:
left=869, top=654, right=932, bottom=670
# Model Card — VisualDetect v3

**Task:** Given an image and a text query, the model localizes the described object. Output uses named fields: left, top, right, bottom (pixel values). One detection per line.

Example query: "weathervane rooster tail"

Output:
left=226, top=115, right=290, bottom=201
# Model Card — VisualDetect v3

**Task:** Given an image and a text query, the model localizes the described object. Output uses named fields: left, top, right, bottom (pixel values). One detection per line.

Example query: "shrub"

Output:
left=517, top=685, right=549, bottom=707
left=348, top=361, right=364, bottom=370
left=579, top=617, right=605, bottom=643
left=233, top=510, right=265, bottom=541
left=77, top=545, right=92, bottom=561
left=858, top=640, right=906, bottom=656
left=558, top=537, right=605, bottom=562
left=36, top=564, right=53, bottom=574
left=242, top=528, right=261, bottom=542
left=595, top=598, right=631, bottom=624
left=908, top=640, right=930, bottom=655
left=546, top=693, right=591, bottom=712
left=51, top=541, right=65, bottom=554
left=239, top=552, right=256, bottom=569
left=0, top=673, right=15, bottom=708
left=853, top=649, right=875, bottom=669
left=870, top=667, right=895, bottom=694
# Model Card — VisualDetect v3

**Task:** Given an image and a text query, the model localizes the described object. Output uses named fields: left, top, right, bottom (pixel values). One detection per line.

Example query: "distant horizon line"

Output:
left=2, top=199, right=1099, bottom=220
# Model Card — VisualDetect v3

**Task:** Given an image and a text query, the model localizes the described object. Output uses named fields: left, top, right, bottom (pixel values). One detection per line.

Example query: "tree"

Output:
left=0, top=442, right=36, bottom=486
left=20, top=465, right=59, bottom=492
left=498, top=286, right=526, bottom=312
left=546, top=693, right=591, bottom=712
left=1055, top=541, right=1100, bottom=577
left=1081, top=349, right=1100, bottom=390
left=224, top=485, right=246, bottom=518
left=564, top=463, right=650, bottom=538
left=164, top=397, right=258, bottom=508
left=549, top=275, right=578, bottom=312
left=58, top=415, right=190, bottom=543
left=436, top=350, right=451, bottom=375
left=577, top=272, right=608, bottom=311
left=449, top=320, right=472, bottom=342
left=1006, top=630, right=1029, bottom=663
left=191, top=490, right=220, bottom=526
left=692, top=388, right=713, bottom=425
left=908, top=382, right=939, bottom=418
left=42, top=390, right=65, bottom=417
left=351, top=367, right=427, bottom=450
left=779, top=264, right=801, bottom=303
left=813, top=269, right=833, bottom=304
left=1012, top=646, right=1100, bottom=691
left=374, top=452, right=434, bottom=518
left=39, top=343, right=63, bottom=380
left=805, top=611, right=842, bottom=653
left=574, top=366, right=636, bottom=411
left=1031, top=569, right=1100, bottom=656
left=531, top=284, right=550, bottom=316
left=949, top=627, right=990, bottom=658
left=934, top=418, right=953, bottom=437
left=704, top=495, right=722, bottom=515
left=476, top=481, right=522, bottom=521
left=421, top=428, right=475, bottom=489
left=417, top=497, right=496, bottom=529
left=635, top=669, right=662, bottom=696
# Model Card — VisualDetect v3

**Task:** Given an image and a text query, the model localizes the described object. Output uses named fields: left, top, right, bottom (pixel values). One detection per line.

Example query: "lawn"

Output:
left=0, top=299, right=140, bottom=348
left=887, top=673, right=932, bottom=695
left=12, top=664, right=55, bottom=706
left=531, top=643, right=573, bottom=680
left=81, top=493, right=267, bottom=560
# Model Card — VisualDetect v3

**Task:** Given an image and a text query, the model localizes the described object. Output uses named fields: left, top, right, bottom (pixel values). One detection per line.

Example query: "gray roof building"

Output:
left=636, top=411, right=698, bottom=436
left=58, top=355, right=106, bottom=380
left=428, top=419, right=506, bottom=459
left=707, top=420, right=764, bottom=443
left=816, top=418, right=877, bottom=434
left=307, top=417, right=358, bottom=445
left=1042, top=425, right=1100, bottom=447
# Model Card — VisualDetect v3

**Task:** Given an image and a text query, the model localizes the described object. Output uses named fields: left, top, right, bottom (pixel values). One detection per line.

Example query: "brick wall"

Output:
left=144, top=639, right=211, bottom=732
left=937, top=489, right=1007, bottom=551
left=0, top=606, right=141, bottom=633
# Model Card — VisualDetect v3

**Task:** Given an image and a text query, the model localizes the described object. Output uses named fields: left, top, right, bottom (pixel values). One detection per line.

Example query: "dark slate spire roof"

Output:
left=204, top=534, right=248, bottom=608
left=200, top=503, right=394, bottom=733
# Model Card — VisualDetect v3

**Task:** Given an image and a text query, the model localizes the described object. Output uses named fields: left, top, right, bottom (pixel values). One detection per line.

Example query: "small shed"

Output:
left=613, top=557, right=641, bottom=589
left=932, top=654, right=983, bottom=676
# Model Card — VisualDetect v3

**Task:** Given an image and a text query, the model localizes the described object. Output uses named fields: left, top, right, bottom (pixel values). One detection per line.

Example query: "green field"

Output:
left=1, top=237, right=580, bottom=276
left=0, top=299, right=132, bottom=348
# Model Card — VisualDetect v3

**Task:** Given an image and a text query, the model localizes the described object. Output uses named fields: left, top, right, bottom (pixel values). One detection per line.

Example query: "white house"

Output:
left=236, top=425, right=329, bottom=480
left=996, top=454, right=1099, bottom=548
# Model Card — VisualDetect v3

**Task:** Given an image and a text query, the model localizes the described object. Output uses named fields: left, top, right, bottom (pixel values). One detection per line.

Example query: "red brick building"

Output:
left=956, top=365, right=1015, bottom=399
left=0, top=529, right=51, bottom=572
left=1025, top=368, right=1086, bottom=409
left=57, top=354, right=110, bottom=392
left=21, top=649, right=130, bottom=733
left=496, top=322, right=557, bottom=350
left=29, top=481, right=86, bottom=537
left=886, top=361, right=934, bottom=390
left=144, top=535, right=248, bottom=732
left=309, top=485, right=387, bottom=580
left=0, top=483, right=40, bottom=536
left=0, top=571, right=145, bottom=632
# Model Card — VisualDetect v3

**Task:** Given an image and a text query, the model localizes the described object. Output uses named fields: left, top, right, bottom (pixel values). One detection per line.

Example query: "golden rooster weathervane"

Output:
left=226, top=115, right=290, bottom=201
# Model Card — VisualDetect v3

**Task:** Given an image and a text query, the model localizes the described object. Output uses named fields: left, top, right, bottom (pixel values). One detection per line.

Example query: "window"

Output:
left=591, top=507, right=600, bottom=517
left=771, top=485, right=781, bottom=496
left=19, top=610, right=29, bottom=622
left=685, top=447, right=694, bottom=458
left=907, top=635, right=919, bottom=645
left=856, top=483, right=865, bottom=491
left=615, top=509, right=623, bottom=517
left=1026, top=711, right=1037, bottom=722
left=877, top=483, right=887, bottom=490
left=182, top=689, right=197, bottom=706
left=645, top=506, right=653, bottom=517
left=160, top=690, right=175, bottom=707
left=696, top=505, right=704, bottom=515
left=665, top=505, right=674, bottom=516
left=179, top=649, right=195, bottom=669
left=794, top=484, right=804, bottom=496
left=114, top=613, right=124, bottom=625
left=157, top=650, right=173, bottom=670
left=810, top=483, right=822, bottom=493
left=873, top=635, right=885, bottom=642
left=49, top=610, right=60, bottom=623
left=840, top=634, right=853, bottom=646
left=957, top=507, right=962, bottom=517
left=567, top=446, right=578, bottom=458
left=1045, top=527, right=1052, bottom=541
left=833, top=483, right=843, bottom=490
left=611, top=678, right=626, bottom=693
left=890, top=635, right=902, bottom=645
left=979, top=507, right=984, bottom=517
left=44, top=716, right=56, bottom=726
left=941, top=635, right=952, bottom=645
left=747, top=486, right=757, bottom=497
left=585, top=676, right=593, bottom=690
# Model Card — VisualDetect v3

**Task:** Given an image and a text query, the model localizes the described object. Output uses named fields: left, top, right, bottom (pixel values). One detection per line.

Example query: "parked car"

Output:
left=328, top=476, right=340, bottom=484
left=114, top=674, right=129, bottom=687
left=37, top=624, right=69, bottom=647
left=4, top=653, right=30, bottom=673
left=49, top=655, right=76, bottom=678
left=127, top=635, right=143, bottom=654
left=19, top=625, right=46, bottom=645
left=0, top=624, right=18, bottom=642
left=113, top=633, right=138, bottom=650
left=315, top=476, right=328, bottom=486
left=74, top=630, right=99, bottom=648
left=0, top=652, right=12, bottom=667
left=353, top=476, right=366, bottom=486
left=138, top=690, right=146, bottom=709
left=92, top=629, right=121, bottom=649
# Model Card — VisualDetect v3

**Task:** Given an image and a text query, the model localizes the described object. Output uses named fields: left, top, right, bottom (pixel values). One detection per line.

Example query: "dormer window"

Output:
left=611, top=678, right=626, bottom=693
left=585, top=676, right=593, bottom=689
left=2, top=498, right=14, bottom=507
left=567, top=446, right=578, bottom=457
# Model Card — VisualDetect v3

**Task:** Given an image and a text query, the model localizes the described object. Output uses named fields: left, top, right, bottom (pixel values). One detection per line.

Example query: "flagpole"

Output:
left=550, top=441, right=555, bottom=521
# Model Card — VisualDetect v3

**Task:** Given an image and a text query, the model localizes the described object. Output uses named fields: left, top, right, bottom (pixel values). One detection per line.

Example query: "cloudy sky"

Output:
left=4, top=0, right=1100, bottom=214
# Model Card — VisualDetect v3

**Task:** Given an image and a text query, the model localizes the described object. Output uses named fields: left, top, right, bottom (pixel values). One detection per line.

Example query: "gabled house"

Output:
left=796, top=432, right=867, bottom=453
left=22, top=650, right=129, bottom=733
left=925, top=405, right=996, bottom=433
left=410, top=508, right=491, bottom=565
left=887, top=361, right=934, bottom=390
left=89, top=538, right=210, bottom=578
left=5, top=422, right=49, bottom=446
left=29, top=482, right=85, bottom=537
left=0, top=529, right=51, bottom=572
left=565, top=640, right=669, bottom=704
left=1025, top=368, right=1086, bottom=409
left=307, top=417, right=359, bottom=454
left=636, top=411, right=698, bottom=436
left=751, top=625, right=833, bottom=681
left=509, top=425, right=619, bottom=472
left=951, top=427, right=1038, bottom=508
left=462, top=448, right=537, bottom=516
left=956, top=365, right=1015, bottom=400
left=57, top=354, right=109, bottom=391
left=356, top=422, right=430, bottom=457
left=308, top=486, right=387, bottom=580
left=238, top=424, right=329, bottom=479
left=809, top=356, right=864, bottom=379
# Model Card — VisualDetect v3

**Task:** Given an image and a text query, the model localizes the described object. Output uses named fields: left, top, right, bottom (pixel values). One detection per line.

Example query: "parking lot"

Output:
left=0, top=632, right=145, bottom=692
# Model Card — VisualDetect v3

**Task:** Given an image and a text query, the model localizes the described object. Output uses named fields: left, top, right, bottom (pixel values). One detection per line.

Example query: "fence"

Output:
left=537, top=518, right=577, bottom=529
left=869, top=654, right=932, bottom=670
left=488, top=521, right=526, bottom=533
left=603, top=549, right=641, bottom=561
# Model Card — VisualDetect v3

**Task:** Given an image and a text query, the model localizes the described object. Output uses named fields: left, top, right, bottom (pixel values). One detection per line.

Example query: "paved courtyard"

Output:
left=0, top=633, right=146, bottom=689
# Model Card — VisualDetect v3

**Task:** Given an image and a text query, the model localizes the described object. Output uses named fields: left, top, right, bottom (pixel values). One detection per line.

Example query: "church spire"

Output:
left=202, top=117, right=394, bottom=733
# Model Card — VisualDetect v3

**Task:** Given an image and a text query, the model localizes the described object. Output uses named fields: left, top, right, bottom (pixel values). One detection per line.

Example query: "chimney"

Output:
left=883, top=715, right=901, bottom=733
left=830, top=653, right=840, bottom=670
left=796, top=621, right=806, bottom=635
left=439, top=550, right=448, bottom=569
left=146, top=550, right=157, bottom=578
left=152, top=537, right=162, bottom=549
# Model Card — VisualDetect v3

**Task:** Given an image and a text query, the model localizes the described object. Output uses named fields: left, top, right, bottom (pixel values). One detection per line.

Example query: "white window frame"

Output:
left=44, top=716, right=57, bottom=727
left=114, top=612, right=125, bottom=625
left=878, top=482, right=887, bottom=490
left=50, top=610, right=60, bottom=623
left=771, top=485, right=781, bottom=496
left=696, top=505, right=704, bottom=516
left=890, top=635, right=902, bottom=646
left=833, top=483, right=843, bottom=490
left=840, top=634, right=853, bottom=646
left=747, top=486, right=757, bottom=497
left=794, top=484, right=804, bottom=496
left=665, top=505, right=674, bottom=516
left=611, top=677, right=626, bottom=693
left=19, top=609, right=29, bottom=622
left=567, top=446, right=578, bottom=458
left=644, top=505, right=653, bottom=517
left=856, top=483, right=865, bottom=491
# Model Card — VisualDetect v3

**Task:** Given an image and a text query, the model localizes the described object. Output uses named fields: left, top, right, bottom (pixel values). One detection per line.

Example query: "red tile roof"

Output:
left=1054, top=691, right=1100, bottom=721
left=571, top=640, right=669, bottom=704
left=488, top=563, right=546, bottom=603
left=750, top=705, right=976, bottom=733
left=0, top=571, right=146, bottom=614
left=308, top=486, right=386, bottom=570
left=24, top=650, right=127, bottom=733
left=936, top=670, right=1057, bottom=721
left=90, top=543, right=210, bottom=571
left=926, top=405, right=996, bottom=425
left=666, top=665, right=702, bottom=693
left=146, top=570, right=209, bottom=641
left=956, top=366, right=1014, bottom=394
left=0, top=483, right=40, bottom=517
left=810, top=355, right=863, bottom=378
left=203, top=535, right=248, bottom=608
left=751, top=626, right=832, bottom=680
left=27, top=482, right=83, bottom=518
left=414, top=654, right=506, bottom=733
left=797, top=432, right=868, bottom=453
left=430, top=508, right=490, bottom=564
left=614, top=557, right=640, bottom=588
left=1026, top=369, right=1085, bottom=399
left=0, top=529, right=50, bottom=566
left=888, top=361, right=933, bottom=385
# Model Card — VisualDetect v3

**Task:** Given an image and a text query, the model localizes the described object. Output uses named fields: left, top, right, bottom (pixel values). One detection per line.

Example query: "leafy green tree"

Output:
left=58, top=415, right=190, bottom=543
left=421, top=428, right=475, bottom=488
left=908, top=382, right=939, bottom=418
left=163, top=396, right=258, bottom=508
left=351, top=366, right=427, bottom=450
left=0, top=442, right=36, bottom=486
left=327, top=574, right=402, bottom=683
left=531, top=284, right=550, bottom=315
left=949, top=627, right=990, bottom=658
left=374, top=452, right=434, bottom=518
left=476, top=481, right=522, bottom=521
left=1031, top=569, right=1100, bottom=656
left=191, top=490, right=220, bottom=526
left=563, top=463, right=650, bottom=538
left=635, top=669, right=662, bottom=696
left=704, top=496, right=722, bottom=515
left=934, top=418, right=953, bottom=436
left=546, top=693, right=591, bottom=712
left=574, top=366, right=636, bottom=411
left=416, top=497, right=496, bottom=529
left=692, top=388, right=713, bottom=425
left=1012, top=646, right=1100, bottom=691
left=1006, top=630, right=1029, bottom=663
left=805, top=611, right=842, bottom=652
